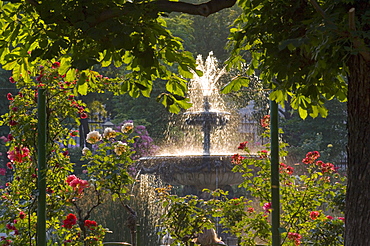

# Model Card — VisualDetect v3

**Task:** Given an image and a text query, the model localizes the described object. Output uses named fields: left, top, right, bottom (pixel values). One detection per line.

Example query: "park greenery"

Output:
left=0, top=69, right=347, bottom=245
left=0, top=0, right=368, bottom=245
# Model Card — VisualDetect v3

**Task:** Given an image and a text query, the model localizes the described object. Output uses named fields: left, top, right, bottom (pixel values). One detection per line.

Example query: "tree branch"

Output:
left=155, top=0, right=237, bottom=17
left=308, top=0, right=339, bottom=28
left=348, top=8, right=356, bottom=31
left=308, top=0, right=326, bottom=20
left=96, top=0, right=237, bottom=24
left=25, top=0, right=39, bottom=7
left=348, top=8, right=370, bottom=62
left=308, top=1, right=370, bottom=62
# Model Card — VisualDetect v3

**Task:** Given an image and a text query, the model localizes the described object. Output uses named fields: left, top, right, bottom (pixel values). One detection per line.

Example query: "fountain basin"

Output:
left=140, top=155, right=244, bottom=190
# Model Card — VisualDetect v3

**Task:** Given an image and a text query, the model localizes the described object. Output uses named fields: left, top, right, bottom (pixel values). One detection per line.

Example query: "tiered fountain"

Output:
left=140, top=53, right=244, bottom=193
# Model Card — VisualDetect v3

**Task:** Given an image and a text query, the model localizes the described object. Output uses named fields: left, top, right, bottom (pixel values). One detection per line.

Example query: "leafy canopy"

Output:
left=225, top=0, right=355, bottom=118
left=0, top=0, right=204, bottom=113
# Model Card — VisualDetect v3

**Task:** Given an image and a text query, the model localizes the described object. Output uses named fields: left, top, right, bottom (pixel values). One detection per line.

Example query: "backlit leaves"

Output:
left=0, top=0, right=200, bottom=113
left=221, top=76, right=250, bottom=94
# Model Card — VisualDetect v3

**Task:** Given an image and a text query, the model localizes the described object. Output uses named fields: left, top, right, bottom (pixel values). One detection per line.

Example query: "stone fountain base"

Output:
left=140, top=155, right=243, bottom=190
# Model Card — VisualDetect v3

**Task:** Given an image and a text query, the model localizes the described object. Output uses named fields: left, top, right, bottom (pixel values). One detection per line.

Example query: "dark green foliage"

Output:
left=282, top=99, right=347, bottom=164
left=227, top=0, right=353, bottom=117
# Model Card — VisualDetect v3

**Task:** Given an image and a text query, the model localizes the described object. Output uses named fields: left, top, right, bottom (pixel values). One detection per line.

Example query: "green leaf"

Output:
left=298, top=107, right=308, bottom=119
left=270, top=90, right=286, bottom=102
left=165, top=49, right=176, bottom=63
left=58, top=57, right=71, bottom=75
left=168, top=104, right=181, bottom=114
left=68, top=138, right=76, bottom=146
left=77, top=71, right=87, bottom=85
left=77, top=72, right=88, bottom=95
left=178, top=65, right=193, bottom=79
left=221, top=76, right=250, bottom=94
left=166, top=77, right=187, bottom=96
left=134, top=82, right=148, bottom=90
left=65, top=68, right=76, bottom=82
left=100, top=50, right=112, bottom=67
left=121, top=81, right=131, bottom=93
left=317, top=105, right=328, bottom=118
left=175, top=97, right=192, bottom=110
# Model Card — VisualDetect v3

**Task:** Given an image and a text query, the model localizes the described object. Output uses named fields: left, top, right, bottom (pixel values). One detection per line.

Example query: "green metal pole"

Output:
left=37, top=88, right=47, bottom=246
left=270, top=100, right=280, bottom=246
left=136, top=224, right=140, bottom=246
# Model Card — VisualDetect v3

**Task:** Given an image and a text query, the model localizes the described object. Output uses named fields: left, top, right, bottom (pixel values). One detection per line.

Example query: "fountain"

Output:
left=140, top=53, right=246, bottom=192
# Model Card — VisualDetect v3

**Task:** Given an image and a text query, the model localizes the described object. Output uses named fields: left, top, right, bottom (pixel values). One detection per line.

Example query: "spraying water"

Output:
left=160, top=53, right=242, bottom=156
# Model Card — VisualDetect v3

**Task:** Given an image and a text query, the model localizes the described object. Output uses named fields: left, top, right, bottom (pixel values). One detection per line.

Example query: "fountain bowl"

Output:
left=140, top=155, right=244, bottom=190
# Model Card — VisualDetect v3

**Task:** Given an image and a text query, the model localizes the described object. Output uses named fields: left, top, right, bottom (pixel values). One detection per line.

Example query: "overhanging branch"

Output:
left=96, top=0, right=237, bottom=24
left=24, top=0, right=237, bottom=28
left=155, top=0, right=237, bottom=17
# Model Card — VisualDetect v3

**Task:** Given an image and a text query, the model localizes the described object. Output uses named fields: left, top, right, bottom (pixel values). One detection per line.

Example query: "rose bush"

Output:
left=159, top=121, right=346, bottom=246
left=0, top=61, right=136, bottom=245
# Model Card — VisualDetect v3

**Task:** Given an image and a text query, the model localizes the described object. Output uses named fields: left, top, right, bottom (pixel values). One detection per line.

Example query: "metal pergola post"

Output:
left=37, top=88, right=47, bottom=246
left=270, top=100, right=280, bottom=246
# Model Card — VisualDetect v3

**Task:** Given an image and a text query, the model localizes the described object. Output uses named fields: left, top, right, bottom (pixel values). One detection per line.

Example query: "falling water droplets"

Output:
left=160, top=52, right=243, bottom=156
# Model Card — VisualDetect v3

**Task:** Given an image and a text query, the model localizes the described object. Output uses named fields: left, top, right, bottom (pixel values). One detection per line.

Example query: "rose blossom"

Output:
left=82, top=147, right=90, bottom=155
left=19, top=211, right=26, bottom=219
left=259, top=150, right=268, bottom=158
left=302, top=151, right=320, bottom=164
left=231, top=154, right=245, bottom=165
left=103, top=127, right=117, bottom=139
left=86, top=131, right=102, bottom=144
left=80, top=112, right=88, bottom=119
left=66, top=175, right=89, bottom=194
left=263, top=202, right=272, bottom=213
left=84, top=220, right=98, bottom=229
left=7, top=146, right=30, bottom=163
left=309, top=211, right=320, bottom=220
left=288, top=232, right=302, bottom=246
left=51, top=61, right=60, bottom=69
left=121, top=122, right=134, bottom=133
left=7, top=93, right=13, bottom=101
left=114, top=141, right=128, bottom=156
left=260, top=115, right=270, bottom=128
left=238, top=141, right=248, bottom=150
left=62, top=213, right=77, bottom=229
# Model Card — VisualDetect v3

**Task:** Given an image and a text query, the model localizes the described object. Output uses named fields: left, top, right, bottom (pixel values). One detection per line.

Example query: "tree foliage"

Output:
left=0, top=0, right=206, bottom=113
left=226, top=0, right=354, bottom=118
